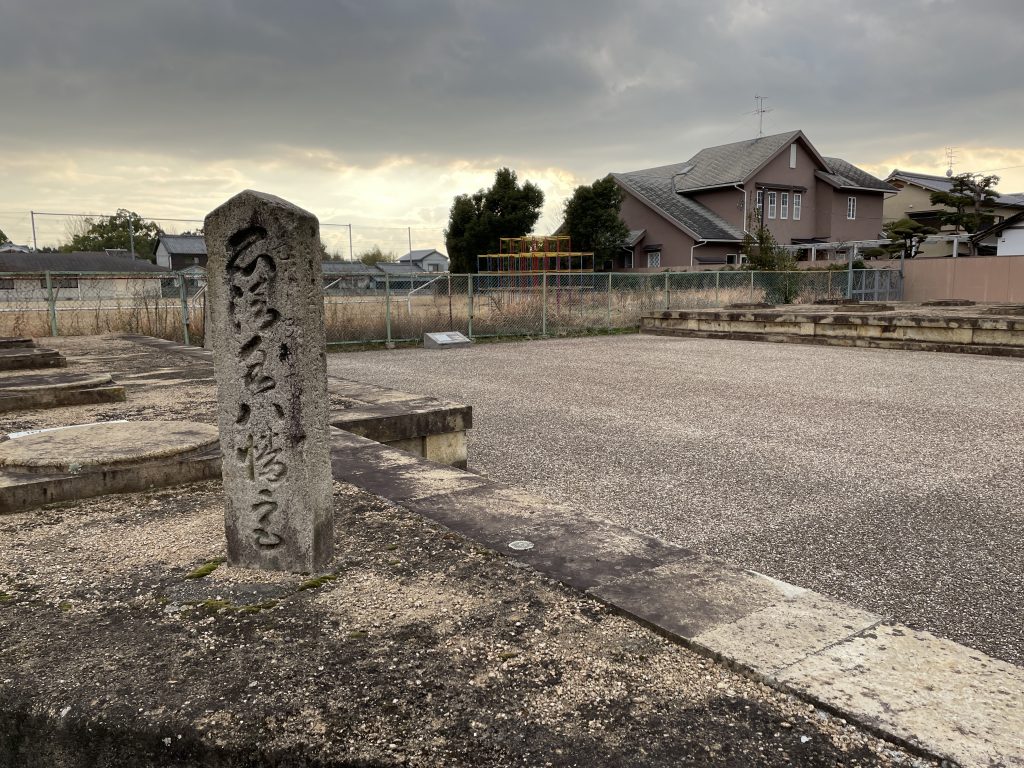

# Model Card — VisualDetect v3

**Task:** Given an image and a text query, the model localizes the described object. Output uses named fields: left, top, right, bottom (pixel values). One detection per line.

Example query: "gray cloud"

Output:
left=2, top=0, right=1023, bottom=179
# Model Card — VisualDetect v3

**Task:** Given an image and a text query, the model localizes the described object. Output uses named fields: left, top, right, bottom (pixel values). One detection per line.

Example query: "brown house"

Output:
left=611, top=130, right=895, bottom=270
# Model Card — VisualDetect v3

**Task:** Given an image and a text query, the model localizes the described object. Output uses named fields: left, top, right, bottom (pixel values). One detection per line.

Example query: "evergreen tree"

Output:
left=562, top=176, right=629, bottom=270
left=444, top=168, right=544, bottom=273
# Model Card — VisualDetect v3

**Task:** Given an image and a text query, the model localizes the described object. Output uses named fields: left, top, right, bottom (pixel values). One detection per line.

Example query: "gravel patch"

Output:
left=328, top=334, right=1024, bottom=665
left=1, top=478, right=938, bottom=767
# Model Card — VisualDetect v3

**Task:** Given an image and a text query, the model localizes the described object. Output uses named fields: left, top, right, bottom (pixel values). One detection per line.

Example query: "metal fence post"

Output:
left=177, top=274, right=191, bottom=346
left=606, top=273, right=612, bottom=329
left=827, top=270, right=833, bottom=299
left=384, top=272, right=393, bottom=347
left=541, top=272, right=547, bottom=336
left=846, top=257, right=854, bottom=299
left=45, top=271, right=58, bottom=336
left=467, top=274, right=474, bottom=339
left=749, top=270, right=755, bottom=302
left=664, top=272, right=670, bottom=310
left=715, top=271, right=720, bottom=305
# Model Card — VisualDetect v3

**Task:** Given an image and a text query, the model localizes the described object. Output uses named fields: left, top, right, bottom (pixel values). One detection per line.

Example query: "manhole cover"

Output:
left=508, top=540, right=535, bottom=551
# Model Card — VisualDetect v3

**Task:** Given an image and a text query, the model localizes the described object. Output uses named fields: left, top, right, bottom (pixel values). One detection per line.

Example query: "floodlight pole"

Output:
left=30, top=211, right=38, bottom=251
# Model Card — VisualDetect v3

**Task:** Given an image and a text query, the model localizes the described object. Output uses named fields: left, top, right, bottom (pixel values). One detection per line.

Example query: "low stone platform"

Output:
left=0, top=371, right=125, bottom=413
left=120, top=335, right=472, bottom=468
left=0, top=337, right=37, bottom=349
left=641, top=303, right=1024, bottom=357
left=0, top=421, right=221, bottom=514
left=0, top=347, right=67, bottom=371
left=329, top=379, right=471, bottom=469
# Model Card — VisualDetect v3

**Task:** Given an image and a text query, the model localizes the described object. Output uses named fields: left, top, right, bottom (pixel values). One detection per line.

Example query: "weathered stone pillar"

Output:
left=204, top=190, right=333, bottom=572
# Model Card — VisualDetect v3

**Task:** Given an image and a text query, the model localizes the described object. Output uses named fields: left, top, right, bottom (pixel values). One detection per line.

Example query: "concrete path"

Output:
left=331, top=429, right=1024, bottom=768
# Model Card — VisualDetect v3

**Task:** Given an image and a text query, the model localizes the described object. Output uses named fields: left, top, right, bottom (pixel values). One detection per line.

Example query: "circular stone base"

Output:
left=0, top=421, right=219, bottom=470
left=0, top=372, right=113, bottom=392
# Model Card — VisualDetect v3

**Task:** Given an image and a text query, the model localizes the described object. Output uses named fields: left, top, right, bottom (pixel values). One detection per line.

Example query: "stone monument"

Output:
left=204, top=191, right=333, bottom=572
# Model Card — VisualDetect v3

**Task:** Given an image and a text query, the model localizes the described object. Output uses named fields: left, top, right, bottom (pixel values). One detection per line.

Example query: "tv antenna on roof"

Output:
left=752, top=95, right=773, bottom=137
left=944, top=146, right=958, bottom=177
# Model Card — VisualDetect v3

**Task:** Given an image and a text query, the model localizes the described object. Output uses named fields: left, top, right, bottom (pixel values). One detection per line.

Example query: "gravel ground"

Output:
left=0, top=336, right=941, bottom=767
left=327, top=334, right=1024, bottom=666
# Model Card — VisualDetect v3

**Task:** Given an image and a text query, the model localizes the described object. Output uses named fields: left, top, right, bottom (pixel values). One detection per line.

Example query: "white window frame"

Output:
left=847, top=196, right=857, bottom=220
left=646, top=251, right=661, bottom=268
left=792, top=193, right=802, bottom=221
left=755, top=190, right=764, bottom=214
left=767, top=191, right=777, bottom=219
left=780, top=192, right=789, bottom=220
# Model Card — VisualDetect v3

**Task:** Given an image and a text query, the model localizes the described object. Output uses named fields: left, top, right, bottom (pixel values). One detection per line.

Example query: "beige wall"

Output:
left=902, top=256, right=1024, bottom=302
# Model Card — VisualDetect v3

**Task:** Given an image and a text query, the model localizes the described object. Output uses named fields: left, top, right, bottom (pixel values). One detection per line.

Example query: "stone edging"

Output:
left=328, top=431, right=1023, bottom=768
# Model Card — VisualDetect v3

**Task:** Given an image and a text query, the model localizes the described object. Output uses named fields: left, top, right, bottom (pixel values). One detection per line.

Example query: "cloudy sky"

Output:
left=2, top=0, right=1022, bottom=254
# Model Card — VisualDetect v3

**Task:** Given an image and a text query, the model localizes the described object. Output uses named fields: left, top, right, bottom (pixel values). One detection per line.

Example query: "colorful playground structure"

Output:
left=476, top=236, right=595, bottom=274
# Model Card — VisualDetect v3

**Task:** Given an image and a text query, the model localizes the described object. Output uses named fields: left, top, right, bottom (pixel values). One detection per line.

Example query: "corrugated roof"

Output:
left=156, top=235, right=207, bottom=255
left=322, top=261, right=379, bottom=274
left=376, top=262, right=426, bottom=274
left=0, top=251, right=169, bottom=273
left=886, top=169, right=1024, bottom=208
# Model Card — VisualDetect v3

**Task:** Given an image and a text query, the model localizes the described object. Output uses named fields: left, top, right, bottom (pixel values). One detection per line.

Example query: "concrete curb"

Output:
left=330, top=434, right=1023, bottom=768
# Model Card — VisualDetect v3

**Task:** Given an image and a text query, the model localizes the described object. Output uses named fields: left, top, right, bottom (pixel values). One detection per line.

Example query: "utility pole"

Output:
left=30, top=211, right=38, bottom=251
left=348, top=224, right=354, bottom=262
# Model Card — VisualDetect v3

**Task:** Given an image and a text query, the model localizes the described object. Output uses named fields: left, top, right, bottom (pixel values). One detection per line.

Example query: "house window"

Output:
left=647, top=251, right=661, bottom=268
left=793, top=193, right=802, bottom=221
left=847, top=196, right=857, bottom=220
left=767, top=191, right=777, bottom=219
left=780, top=192, right=789, bottom=220
left=623, top=251, right=634, bottom=269
left=428, top=264, right=439, bottom=272
left=755, top=190, right=764, bottom=214
left=789, top=144, right=797, bottom=169
left=39, top=277, right=78, bottom=289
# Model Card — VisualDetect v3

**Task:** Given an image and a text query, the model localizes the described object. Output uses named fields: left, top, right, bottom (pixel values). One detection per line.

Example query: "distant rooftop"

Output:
left=886, top=169, right=1024, bottom=208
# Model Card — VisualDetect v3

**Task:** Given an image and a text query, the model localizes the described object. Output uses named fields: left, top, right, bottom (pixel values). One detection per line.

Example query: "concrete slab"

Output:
left=329, top=441, right=489, bottom=502
left=590, top=557, right=793, bottom=638
left=0, top=337, right=36, bottom=349
left=409, top=485, right=694, bottom=590
left=0, top=347, right=66, bottom=371
left=0, top=371, right=125, bottom=413
left=780, top=623, right=1024, bottom=767
left=691, top=589, right=882, bottom=674
left=0, top=421, right=219, bottom=471
left=0, top=421, right=222, bottom=514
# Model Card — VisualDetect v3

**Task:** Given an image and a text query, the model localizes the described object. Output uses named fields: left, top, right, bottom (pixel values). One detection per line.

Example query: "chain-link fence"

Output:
left=0, top=267, right=902, bottom=347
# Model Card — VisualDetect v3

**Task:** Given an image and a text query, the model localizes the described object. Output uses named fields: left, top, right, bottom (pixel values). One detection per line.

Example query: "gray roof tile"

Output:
left=156, top=234, right=207, bottom=255
left=613, top=170, right=744, bottom=241
left=819, top=158, right=895, bottom=192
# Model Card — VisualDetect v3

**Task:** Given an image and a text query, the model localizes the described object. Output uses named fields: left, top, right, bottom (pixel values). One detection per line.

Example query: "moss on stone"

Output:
left=297, top=574, right=338, bottom=592
left=184, top=557, right=227, bottom=580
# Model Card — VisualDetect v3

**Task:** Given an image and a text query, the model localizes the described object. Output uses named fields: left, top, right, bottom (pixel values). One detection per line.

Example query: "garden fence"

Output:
left=0, top=267, right=901, bottom=347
